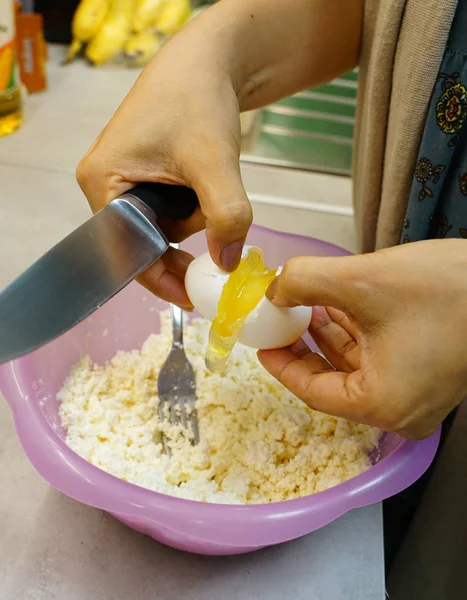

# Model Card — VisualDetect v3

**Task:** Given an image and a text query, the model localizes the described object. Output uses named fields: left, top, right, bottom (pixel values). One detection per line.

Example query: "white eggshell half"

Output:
left=185, top=252, right=229, bottom=321
left=241, top=297, right=312, bottom=350
left=184, top=248, right=312, bottom=350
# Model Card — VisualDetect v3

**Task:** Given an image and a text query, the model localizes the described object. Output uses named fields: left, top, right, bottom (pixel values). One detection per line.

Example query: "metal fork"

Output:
left=157, top=246, right=199, bottom=454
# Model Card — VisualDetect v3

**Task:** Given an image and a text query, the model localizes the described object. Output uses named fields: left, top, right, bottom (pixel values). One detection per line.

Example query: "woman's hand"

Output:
left=258, top=240, right=467, bottom=439
left=76, top=0, right=363, bottom=308
left=77, top=20, right=251, bottom=309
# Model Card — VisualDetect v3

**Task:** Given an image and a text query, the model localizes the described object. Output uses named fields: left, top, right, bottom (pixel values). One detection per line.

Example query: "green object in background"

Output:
left=243, top=70, right=358, bottom=175
left=196, top=2, right=357, bottom=175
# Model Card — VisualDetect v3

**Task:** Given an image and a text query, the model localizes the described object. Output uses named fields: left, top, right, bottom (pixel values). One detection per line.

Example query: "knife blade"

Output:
left=0, top=183, right=198, bottom=364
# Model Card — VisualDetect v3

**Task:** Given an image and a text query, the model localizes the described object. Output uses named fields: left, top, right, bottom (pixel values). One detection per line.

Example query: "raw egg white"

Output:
left=184, top=246, right=312, bottom=350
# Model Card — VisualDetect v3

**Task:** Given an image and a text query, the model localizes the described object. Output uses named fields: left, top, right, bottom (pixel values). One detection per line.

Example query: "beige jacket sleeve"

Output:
left=353, top=0, right=458, bottom=253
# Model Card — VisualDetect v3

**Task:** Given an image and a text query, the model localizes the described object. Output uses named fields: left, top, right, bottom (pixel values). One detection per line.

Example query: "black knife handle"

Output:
left=128, top=183, right=198, bottom=220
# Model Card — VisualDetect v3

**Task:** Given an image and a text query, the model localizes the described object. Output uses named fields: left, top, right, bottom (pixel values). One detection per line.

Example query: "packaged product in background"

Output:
left=0, top=0, right=22, bottom=136
left=15, top=8, right=47, bottom=93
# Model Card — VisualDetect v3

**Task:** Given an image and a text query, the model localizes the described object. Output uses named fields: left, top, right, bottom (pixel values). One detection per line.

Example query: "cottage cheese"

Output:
left=58, top=311, right=381, bottom=504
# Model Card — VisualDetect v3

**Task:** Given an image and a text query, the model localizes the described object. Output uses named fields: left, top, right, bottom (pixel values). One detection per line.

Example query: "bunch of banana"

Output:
left=66, top=0, right=194, bottom=67
left=154, top=0, right=192, bottom=36
left=124, top=29, right=164, bottom=66
left=85, top=0, right=135, bottom=66
left=66, top=0, right=110, bottom=63
left=132, top=0, right=166, bottom=33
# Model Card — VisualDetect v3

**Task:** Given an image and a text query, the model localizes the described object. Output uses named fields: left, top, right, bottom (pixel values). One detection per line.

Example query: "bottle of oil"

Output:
left=0, top=0, right=22, bottom=136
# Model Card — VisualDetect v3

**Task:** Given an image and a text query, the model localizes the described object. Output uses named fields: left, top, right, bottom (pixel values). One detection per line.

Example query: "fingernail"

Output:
left=266, top=279, right=278, bottom=301
left=175, top=302, right=194, bottom=312
left=220, top=240, right=243, bottom=272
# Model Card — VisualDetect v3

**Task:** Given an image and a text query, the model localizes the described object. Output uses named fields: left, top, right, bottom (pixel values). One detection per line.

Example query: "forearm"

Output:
left=149, top=0, right=364, bottom=111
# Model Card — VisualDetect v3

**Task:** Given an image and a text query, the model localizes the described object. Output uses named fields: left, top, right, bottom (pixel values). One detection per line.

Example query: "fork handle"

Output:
left=170, top=243, right=184, bottom=347
left=171, top=303, right=184, bottom=347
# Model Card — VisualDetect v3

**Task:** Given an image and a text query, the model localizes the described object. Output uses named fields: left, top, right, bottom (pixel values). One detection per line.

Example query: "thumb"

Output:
left=187, top=150, right=253, bottom=272
left=266, top=254, right=377, bottom=315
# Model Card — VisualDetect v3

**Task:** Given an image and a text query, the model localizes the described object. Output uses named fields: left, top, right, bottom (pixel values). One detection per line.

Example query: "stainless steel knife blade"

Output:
left=0, top=194, right=168, bottom=364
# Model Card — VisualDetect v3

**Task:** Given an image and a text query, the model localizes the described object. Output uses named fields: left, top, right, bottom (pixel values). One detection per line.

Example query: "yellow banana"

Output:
left=66, top=0, right=110, bottom=63
left=132, top=0, right=166, bottom=33
left=124, top=29, right=164, bottom=66
left=85, top=0, right=135, bottom=66
left=155, top=0, right=192, bottom=36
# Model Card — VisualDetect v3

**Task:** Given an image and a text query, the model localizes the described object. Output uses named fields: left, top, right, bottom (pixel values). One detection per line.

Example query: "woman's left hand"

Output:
left=258, top=239, right=467, bottom=439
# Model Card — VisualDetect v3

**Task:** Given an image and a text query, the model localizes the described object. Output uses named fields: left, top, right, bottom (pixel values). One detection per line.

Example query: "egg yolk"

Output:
left=205, top=247, right=277, bottom=374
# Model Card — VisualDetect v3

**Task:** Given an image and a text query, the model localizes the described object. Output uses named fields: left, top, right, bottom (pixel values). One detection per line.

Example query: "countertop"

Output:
left=0, top=46, right=384, bottom=599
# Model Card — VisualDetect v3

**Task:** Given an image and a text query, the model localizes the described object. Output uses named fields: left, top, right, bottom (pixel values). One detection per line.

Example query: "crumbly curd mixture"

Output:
left=58, top=311, right=381, bottom=505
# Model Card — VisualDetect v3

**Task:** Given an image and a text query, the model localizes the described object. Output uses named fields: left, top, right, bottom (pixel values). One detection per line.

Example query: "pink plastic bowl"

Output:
left=0, top=225, right=440, bottom=555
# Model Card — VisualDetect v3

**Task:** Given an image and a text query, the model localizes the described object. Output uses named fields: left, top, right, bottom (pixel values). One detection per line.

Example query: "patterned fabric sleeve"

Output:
left=401, top=0, right=467, bottom=243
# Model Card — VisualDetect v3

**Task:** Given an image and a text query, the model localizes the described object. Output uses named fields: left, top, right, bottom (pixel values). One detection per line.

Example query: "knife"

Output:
left=0, top=183, right=198, bottom=364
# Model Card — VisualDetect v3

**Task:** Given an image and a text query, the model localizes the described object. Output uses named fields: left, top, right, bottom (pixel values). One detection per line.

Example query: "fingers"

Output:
left=259, top=342, right=442, bottom=440
left=162, top=246, right=194, bottom=274
left=325, top=307, right=358, bottom=337
left=258, top=342, right=371, bottom=423
left=157, top=205, right=206, bottom=242
left=76, top=137, right=126, bottom=213
left=78, top=143, right=252, bottom=273
left=187, top=152, right=253, bottom=272
left=266, top=254, right=377, bottom=317
left=309, top=306, right=359, bottom=373
left=136, top=247, right=194, bottom=309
